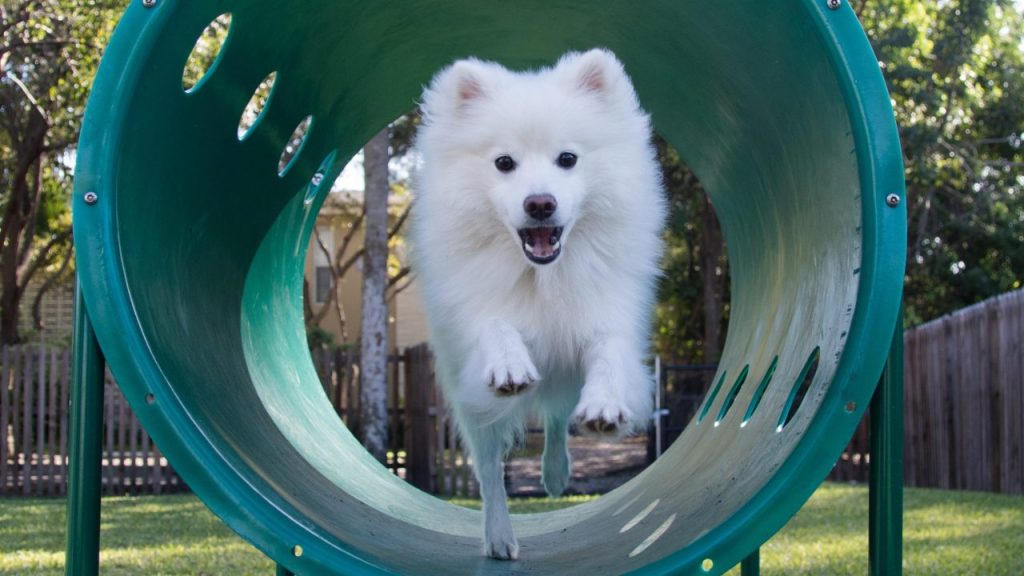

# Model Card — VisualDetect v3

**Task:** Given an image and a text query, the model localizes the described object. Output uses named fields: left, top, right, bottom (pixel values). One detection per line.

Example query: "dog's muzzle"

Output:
left=517, top=226, right=563, bottom=265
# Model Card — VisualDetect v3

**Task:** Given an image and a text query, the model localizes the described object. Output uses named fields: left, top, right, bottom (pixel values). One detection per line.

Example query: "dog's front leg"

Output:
left=574, top=337, right=653, bottom=434
left=478, top=319, right=538, bottom=397
left=463, top=424, right=519, bottom=560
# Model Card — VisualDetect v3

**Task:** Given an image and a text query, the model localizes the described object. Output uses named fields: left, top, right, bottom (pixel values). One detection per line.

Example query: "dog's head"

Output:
left=419, top=49, right=650, bottom=267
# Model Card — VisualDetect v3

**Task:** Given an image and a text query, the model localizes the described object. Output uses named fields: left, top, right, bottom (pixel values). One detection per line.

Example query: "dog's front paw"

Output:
left=573, top=399, right=630, bottom=435
left=484, top=518, right=520, bottom=560
left=484, top=349, right=538, bottom=397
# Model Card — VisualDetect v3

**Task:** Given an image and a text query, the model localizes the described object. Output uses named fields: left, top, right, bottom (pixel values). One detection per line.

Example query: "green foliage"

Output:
left=854, top=0, right=1024, bottom=325
left=653, top=136, right=729, bottom=362
left=0, top=1, right=128, bottom=342
left=655, top=0, right=1024, bottom=359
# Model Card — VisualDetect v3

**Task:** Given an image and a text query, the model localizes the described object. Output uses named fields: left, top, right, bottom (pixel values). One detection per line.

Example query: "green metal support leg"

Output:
left=740, top=548, right=760, bottom=575
left=868, top=318, right=904, bottom=575
left=276, top=565, right=295, bottom=575
left=65, top=284, right=106, bottom=576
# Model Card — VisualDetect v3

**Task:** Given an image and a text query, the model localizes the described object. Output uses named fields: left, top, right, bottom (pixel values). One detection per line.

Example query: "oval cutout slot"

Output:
left=238, top=72, right=278, bottom=141
left=182, top=13, right=232, bottom=93
left=714, top=365, right=750, bottom=425
left=777, top=347, right=822, bottom=431
left=278, top=115, right=313, bottom=176
left=741, top=356, right=779, bottom=426
left=697, top=370, right=728, bottom=424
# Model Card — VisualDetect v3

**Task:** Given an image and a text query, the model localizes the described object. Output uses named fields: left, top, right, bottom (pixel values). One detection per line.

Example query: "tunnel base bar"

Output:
left=64, top=285, right=106, bottom=576
left=740, top=548, right=760, bottom=575
left=869, top=316, right=905, bottom=576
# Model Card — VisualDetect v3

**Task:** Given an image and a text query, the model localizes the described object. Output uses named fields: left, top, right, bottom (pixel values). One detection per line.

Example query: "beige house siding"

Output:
left=304, top=215, right=428, bottom=350
left=395, top=278, right=428, bottom=349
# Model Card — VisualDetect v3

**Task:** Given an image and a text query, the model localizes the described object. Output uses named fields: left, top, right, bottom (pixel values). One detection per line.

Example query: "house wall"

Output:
left=304, top=217, right=428, bottom=350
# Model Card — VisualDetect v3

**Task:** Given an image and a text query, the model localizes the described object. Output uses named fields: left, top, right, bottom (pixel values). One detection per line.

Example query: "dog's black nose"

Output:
left=524, top=194, right=557, bottom=220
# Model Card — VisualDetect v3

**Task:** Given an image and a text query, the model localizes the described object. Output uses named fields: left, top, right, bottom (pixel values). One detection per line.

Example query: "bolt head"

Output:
left=84, top=192, right=98, bottom=205
left=827, top=0, right=841, bottom=9
left=885, top=193, right=901, bottom=207
left=311, top=172, right=324, bottom=187
left=142, top=0, right=156, bottom=7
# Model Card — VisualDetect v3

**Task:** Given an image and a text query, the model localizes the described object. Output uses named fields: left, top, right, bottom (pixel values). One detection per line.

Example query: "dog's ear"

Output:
left=422, top=58, right=492, bottom=119
left=558, top=49, right=636, bottom=103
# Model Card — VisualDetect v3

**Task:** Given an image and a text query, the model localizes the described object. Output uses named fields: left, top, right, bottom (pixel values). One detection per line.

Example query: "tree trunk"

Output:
left=700, top=194, right=724, bottom=363
left=359, top=129, right=390, bottom=463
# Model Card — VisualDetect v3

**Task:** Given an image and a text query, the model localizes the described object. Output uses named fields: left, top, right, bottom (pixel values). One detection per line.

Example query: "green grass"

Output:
left=1, top=483, right=1021, bottom=575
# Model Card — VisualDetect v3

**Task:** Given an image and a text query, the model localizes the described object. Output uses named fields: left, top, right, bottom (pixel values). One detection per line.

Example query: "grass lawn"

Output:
left=1, top=483, right=1022, bottom=575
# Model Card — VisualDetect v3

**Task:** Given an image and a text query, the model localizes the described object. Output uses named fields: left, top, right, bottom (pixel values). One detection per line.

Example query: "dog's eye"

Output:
left=556, top=152, right=578, bottom=169
left=494, top=155, right=517, bottom=173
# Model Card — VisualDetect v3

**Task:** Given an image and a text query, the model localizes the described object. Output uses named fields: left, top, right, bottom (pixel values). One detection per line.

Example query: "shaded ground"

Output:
left=505, top=433, right=649, bottom=497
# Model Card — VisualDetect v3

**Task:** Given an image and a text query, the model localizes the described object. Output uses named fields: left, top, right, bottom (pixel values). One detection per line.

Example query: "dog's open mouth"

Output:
left=517, top=226, right=563, bottom=265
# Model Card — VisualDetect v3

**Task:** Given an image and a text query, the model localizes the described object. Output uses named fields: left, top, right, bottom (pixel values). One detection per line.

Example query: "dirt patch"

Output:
left=505, top=434, right=650, bottom=497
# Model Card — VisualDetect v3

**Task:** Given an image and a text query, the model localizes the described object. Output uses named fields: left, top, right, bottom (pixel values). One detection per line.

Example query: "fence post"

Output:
left=869, top=313, right=904, bottom=575
left=65, top=284, right=106, bottom=576
left=405, top=345, right=433, bottom=492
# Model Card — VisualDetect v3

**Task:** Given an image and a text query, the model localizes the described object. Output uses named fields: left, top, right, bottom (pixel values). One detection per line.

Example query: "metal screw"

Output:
left=311, top=172, right=324, bottom=187
left=845, top=401, right=857, bottom=413
left=292, top=545, right=304, bottom=557
left=142, top=0, right=156, bottom=7
left=885, top=193, right=901, bottom=207
left=827, top=0, right=841, bottom=9
left=84, top=192, right=98, bottom=205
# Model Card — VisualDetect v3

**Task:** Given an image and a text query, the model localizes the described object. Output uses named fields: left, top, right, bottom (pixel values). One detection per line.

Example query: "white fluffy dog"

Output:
left=410, top=48, right=665, bottom=560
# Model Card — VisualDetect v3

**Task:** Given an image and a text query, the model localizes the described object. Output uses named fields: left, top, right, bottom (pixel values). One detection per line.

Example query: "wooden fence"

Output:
left=829, top=289, right=1024, bottom=494
left=7, top=289, right=1021, bottom=497
left=2, top=342, right=476, bottom=497
left=0, top=345, right=185, bottom=496
left=310, top=343, right=477, bottom=497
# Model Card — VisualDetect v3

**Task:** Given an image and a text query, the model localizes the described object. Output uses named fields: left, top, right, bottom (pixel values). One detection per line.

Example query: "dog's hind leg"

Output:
left=541, top=414, right=571, bottom=497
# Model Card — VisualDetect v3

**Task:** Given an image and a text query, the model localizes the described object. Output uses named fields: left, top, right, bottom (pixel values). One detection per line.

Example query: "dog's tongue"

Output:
left=524, top=227, right=558, bottom=258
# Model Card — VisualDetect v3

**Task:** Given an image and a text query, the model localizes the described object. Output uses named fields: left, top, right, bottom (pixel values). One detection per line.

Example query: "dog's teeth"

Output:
left=549, top=234, right=558, bottom=245
left=552, top=240, right=560, bottom=250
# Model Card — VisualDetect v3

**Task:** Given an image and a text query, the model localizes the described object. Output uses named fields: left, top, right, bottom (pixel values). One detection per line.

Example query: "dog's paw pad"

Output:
left=492, top=376, right=534, bottom=396
left=484, top=353, right=538, bottom=397
left=582, top=416, right=624, bottom=434
left=485, top=535, right=520, bottom=560
left=573, top=402, right=630, bottom=436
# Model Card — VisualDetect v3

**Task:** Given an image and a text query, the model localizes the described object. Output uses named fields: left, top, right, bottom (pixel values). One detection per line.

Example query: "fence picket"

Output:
left=1, top=346, right=9, bottom=490
left=21, top=348, right=33, bottom=495
left=48, top=348, right=58, bottom=495
left=59, top=349, right=70, bottom=495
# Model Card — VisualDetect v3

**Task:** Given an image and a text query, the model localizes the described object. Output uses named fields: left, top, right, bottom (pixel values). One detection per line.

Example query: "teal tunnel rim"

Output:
left=72, top=1, right=905, bottom=575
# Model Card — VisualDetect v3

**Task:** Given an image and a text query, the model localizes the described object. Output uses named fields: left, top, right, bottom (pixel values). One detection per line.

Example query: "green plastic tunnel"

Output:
left=72, top=1, right=905, bottom=574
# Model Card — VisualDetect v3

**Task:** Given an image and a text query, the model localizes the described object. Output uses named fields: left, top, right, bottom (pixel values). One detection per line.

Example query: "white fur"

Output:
left=410, top=48, right=666, bottom=560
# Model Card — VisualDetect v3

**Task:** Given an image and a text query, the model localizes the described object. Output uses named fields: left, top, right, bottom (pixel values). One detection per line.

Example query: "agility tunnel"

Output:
left=70, top=0, right=905, bottom=574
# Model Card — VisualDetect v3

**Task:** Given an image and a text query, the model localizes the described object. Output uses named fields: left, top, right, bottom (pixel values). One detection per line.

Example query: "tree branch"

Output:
left=388, top=203, right=411, bottom=239
left=386, top=273, right=414, bottom=305
left=0, top=39, right=70, bottom=56
left=16, top=228, right=71, bottom=295
left=31, top=239, right=73, bottom=331
left=332, top=205, right=366, bottom=270
left=3, top=69, right=50, bottom=123
left=387, top=266, right=411, bottom=290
